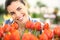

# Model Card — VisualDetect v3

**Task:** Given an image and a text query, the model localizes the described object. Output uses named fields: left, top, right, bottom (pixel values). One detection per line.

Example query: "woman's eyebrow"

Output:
left=10, top=12, right=15, bottom=13
left=16, top=7, right=22, bottom=11
left=10, top=12, right=15, bottom=15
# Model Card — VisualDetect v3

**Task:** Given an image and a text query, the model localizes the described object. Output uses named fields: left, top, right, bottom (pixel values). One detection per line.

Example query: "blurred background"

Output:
left=0, top=0, right=60, bottom=28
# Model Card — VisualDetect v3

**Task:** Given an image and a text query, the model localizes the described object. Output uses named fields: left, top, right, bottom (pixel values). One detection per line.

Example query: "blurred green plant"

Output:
left=53, top=7, right=59, bottom=24
left=31, top=12, right=44, bottom=18
left=36, top=1, right=46, bottom=7
left=31, top=12, right=39, bottom=18
left=0, top=15, right=4, bottom=25
left=0, top=5, right=5, bottom=25
left=0, top=5, right=6, bottom=15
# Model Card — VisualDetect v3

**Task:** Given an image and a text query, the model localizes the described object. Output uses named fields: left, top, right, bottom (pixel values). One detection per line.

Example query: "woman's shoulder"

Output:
left=4, top=18, right=13, bottom=24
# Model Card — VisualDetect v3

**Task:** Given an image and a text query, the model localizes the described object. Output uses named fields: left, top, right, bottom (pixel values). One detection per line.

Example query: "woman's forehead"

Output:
left=7, top=1, right=24, bottom=11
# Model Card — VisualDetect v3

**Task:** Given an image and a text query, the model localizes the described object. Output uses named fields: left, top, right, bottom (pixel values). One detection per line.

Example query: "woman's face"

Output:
left=7, top=1, right=28, bottom=23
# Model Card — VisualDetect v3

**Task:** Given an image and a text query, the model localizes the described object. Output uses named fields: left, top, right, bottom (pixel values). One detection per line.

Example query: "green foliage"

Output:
left=0, top=5, right=6, bottom=15
left=31, top=12, right=39, bottom=18
left=31, top=12, right=44, bottom=18
left=0, top=15, right=4, bottom=25
left=36, top=1, right=46, bottom=7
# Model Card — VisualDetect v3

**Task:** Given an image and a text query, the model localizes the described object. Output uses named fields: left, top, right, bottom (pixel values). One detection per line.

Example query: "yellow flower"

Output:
left=3, top=14, right=11, bottom=20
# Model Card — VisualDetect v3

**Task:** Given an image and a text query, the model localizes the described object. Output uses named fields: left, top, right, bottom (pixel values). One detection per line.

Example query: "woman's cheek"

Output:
left=12, top=16, right=16, bottom=20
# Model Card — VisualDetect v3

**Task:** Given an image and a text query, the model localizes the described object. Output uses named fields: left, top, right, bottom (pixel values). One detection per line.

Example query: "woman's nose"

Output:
left=15, top=11, right=23, bottom=18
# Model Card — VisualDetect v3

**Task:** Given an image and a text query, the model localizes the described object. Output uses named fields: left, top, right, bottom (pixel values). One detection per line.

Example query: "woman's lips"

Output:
left=19, top=13, right=25, bottom=21
left=19, top=17, right=23, bottom=21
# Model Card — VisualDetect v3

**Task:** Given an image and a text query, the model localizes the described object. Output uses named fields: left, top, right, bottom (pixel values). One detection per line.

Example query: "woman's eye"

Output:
left=10, top=12, right=15, bottom=15
left=16, top=7, right=22, bottom=11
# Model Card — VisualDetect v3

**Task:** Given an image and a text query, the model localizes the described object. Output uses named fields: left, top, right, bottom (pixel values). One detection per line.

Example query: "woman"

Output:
left=5, top=0, right=43, bottom=35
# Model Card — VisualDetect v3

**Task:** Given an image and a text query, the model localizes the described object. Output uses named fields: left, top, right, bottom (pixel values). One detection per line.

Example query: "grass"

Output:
left=0, top=15, right=4, bottom=25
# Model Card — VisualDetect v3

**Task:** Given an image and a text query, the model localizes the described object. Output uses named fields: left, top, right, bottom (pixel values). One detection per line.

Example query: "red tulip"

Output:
left=3, top=32, right=11, bottom=40
left=43, top=23, right=49, bottom=30
left=34, top=22, right=41, bottom=31
left=53, top=26, right=60, bottom=37
left=11, top=22, right=18, bottom=29
left=3, top=24, right=11, bottom=32
left=22, top=32, right=38, bottom=40
left=39, top=33, right=48, bottom=40
left=10, top=30, right=20, bottom=40
left=44, top=29, right=54, bottom=39
left=26, top=20, right=34, bottom=29
left=0, top=27, right=4, bottom=38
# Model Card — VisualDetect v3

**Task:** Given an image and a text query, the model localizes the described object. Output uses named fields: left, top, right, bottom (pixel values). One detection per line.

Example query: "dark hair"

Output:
left=5, top=0, right=25, bottom=13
